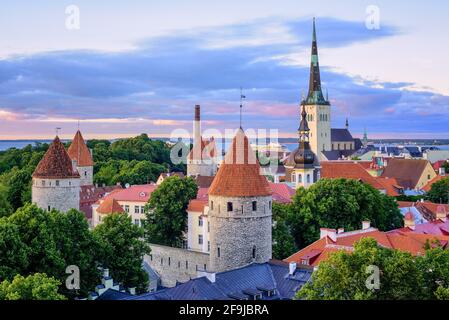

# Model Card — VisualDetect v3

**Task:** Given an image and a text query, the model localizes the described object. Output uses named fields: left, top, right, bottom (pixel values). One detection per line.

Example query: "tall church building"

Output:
left=208, top=128, right=273, bottom=273
left=285, top=103, right=319, bottom=189
left=68, top=130, right=94, bottom=186
left=32, top=136, right=81, bottom=212
left=302, top=19, right=361, bottom=161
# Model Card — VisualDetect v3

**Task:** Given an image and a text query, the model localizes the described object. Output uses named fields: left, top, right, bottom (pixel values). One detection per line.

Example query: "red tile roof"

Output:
left=269, top=183, right=295, bottom=203
left=188, top=138, right=217, bottom=160
left=33, top=136, right=80, bottom=179
left=102, top=184, right=158, bottom=202
left=97, top=197, right=125, bottom=214
left=67, top=130, right=94, bottom=167
left=320, top=161, right=384, bottom=190
left=209, top=129, right=272, bottom=197
left=285, top=227, right=449, bottom=267
left=375, top=177, right=403, bottom=196
left=80, top=185, right=122, bottom=219
left=381, top=158, right=433, bottom=189
left=187, top=199, right=208, bottom=212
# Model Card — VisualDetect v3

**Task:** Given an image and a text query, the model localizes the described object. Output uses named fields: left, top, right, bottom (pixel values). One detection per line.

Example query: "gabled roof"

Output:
left=101, top=184, right=158, bottom=203
left=375, top=177, right=403, bottom=196
left=188, top=138, right=217, bottom=160
left=381, top=158, right=433, bottom=189
left=209, top=129, right=272, bottom=197
left=67, top=130, right=94, bottom=167
left=32, top=136, right=80, bottom=179
left=97, top=197, right=125, bottom=214
left=320, top=161, right=384, bottom=190
left=331, top=128, right=354, bottom=142
left=269, top=183, right=296, bottom=203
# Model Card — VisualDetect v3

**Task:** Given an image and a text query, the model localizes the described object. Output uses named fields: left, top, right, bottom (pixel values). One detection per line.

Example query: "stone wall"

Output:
left=187, top=161, right=217, bottom=177
left=146, top=244, right=210, bottom=287
left=208, top=195, right=272, bottom=273
left=32, top=177, right=81, bottom=212
left=77, top=165, right=93, bottom=186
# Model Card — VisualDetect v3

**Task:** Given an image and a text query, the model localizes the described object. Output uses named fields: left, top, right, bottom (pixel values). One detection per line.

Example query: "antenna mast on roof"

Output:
left=240, top=87, right=246, bottom=129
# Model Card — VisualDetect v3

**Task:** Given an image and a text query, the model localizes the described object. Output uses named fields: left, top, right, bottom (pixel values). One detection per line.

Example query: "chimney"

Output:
left=439, top=167, right=446, bottom=176
left=289, top=262, right=297, bottom=275
left=128, top=287, right=136, bottom=295
left=404, top=212, right=415, bottom=230
left=362, top=221, right=371, bottom=230
left=193, top=105, right=201, bottom=161
left=337, top=228, right=345, bottom=234
left=320, top=228, right=337, bottom=242
left=103, top=268, right=109, bottom=278
left=436, top=205, right=447, bottom=222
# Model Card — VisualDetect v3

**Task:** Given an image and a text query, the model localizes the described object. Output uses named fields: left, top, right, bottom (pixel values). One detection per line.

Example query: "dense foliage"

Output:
left=427, top=176, right=449, bottom=204
left=297, top=238, right=449, bottom=300
left=144, top=176, right=198, bottom=247
left=0, top=273, right=66, bottom=300
left=0, top=204, right=150, bottom=299
left=271, top=179, right=404, bottom=256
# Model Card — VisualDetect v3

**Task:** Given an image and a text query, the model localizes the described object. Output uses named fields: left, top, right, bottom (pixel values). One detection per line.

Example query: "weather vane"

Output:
left=240, top=87, right=246, bottom=129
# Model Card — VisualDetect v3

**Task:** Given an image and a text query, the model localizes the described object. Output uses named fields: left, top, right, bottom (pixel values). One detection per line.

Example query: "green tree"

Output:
left=93, top=213, right=150, bottom=292
left=6, top=168, right=32, bottom=210
left=288, top=179, right=403, bottom=248
left=427, top=176, right=449, bottom=204
left=297, top=238, right=424, bottom=300
left=0, top=218, right=29, bottom=280
left=144, top=176, right=198, bottom=247
left=0, top=184, right=13, bottom=218
left=272, top=203, right=297, bottom=260
left=0, top=273, right=66, bottom=300
left=416, top=244, right=449, bottom=299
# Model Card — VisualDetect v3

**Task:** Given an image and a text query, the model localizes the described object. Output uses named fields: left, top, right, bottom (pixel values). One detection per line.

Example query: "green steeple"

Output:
left=304, top=18, right=329, bottom=106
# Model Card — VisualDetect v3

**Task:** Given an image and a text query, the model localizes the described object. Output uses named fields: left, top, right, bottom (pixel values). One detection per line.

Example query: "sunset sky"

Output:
left=0, top=0, right=448, bottom=139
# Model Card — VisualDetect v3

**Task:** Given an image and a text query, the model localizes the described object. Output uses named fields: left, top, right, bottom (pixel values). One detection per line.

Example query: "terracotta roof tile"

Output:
left=67, top=130, right=94, bottom=167
left=187, top=199, right=208, bottom=212
left=32, top=136, right=80, bottom=179
left=320, top=161, right=384, bottom=190
left=375, top=177, right=403, bottom=196
left=97, top=197, right=125, bottom=214
left=208, top=129, right=272, bottom=197
left=102, top=184, right=158, bottom=203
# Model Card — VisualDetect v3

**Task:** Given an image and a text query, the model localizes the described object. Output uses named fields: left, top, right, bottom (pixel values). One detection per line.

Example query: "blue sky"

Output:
left=0, top=0, right=448, bottom=139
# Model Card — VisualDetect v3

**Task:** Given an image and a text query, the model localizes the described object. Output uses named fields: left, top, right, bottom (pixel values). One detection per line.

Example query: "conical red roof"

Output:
left=33, top=136, right=80, bottom=179
left=97, top=198, right=124, bottom=214
left=68, top=130, right=94, bottom=166
left=209, top=128, right=272, bottom=197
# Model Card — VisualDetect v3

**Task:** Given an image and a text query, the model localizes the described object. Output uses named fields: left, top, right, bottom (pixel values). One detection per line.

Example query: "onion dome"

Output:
left=33, top=136, right=80, bottom=179
left=208, top=128, right=272, bottom=197
left=68, top=130, right=94, bottom=166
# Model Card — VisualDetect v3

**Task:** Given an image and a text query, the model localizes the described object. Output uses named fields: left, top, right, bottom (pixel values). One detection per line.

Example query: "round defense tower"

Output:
left=32, top=136, right=81, bottom=212
left=208, top=128, right=272, bottom=273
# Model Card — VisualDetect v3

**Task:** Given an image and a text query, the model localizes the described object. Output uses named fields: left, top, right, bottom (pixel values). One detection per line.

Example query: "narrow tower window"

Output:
left=252, top=201, right=257, bottom=211
left=217, top=247, right=221, bottom=257
left=252, top=246, right=257, bottom=259
left=227, top=202, right=233, bottom=212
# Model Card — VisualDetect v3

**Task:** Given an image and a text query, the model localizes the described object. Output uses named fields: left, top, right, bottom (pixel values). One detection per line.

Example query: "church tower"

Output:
left=32, top=136, right=81, bottom=212
left=285, top=103, right=319, bottom=189
left=68, top=130, right=94, bottom=186
left=303, top=18, right=331, bottom=160
left=208, top=128, right=272, bottom=273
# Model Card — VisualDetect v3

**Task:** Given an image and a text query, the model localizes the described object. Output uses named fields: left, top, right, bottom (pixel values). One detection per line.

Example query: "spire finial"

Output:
left=239, top=87, right=246, bottom=129
left=345, top=117, right=349, bottom=129
left=313, top=17, right=317, bottom=42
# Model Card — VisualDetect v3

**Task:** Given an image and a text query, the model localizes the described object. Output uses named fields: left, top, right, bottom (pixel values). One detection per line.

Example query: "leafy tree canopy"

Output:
left=427, top=176, right=449, bottom=204
left=0, top=273, right=66, bottom=300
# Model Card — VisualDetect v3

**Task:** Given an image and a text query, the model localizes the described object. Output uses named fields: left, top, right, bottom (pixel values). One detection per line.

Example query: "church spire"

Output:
left=304, top=18, right=329, bottom=106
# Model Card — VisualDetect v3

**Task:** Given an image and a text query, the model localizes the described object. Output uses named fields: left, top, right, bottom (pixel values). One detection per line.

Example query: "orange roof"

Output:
left=320, top=161, right=384, bottom=190
left=422, top=175, right=446, bottom=192
left=188, top=137, right=217, bottom=160
left=67, top=130, right=94, bottom=167
left=375, top=177, right=403, bottom=196
left=285, top=227, right=449, bottom=267
left=208, top=129, right=272, bottom=197
left=187, top=199, right=208, bottom=212
left=33, top=136, right=80, bottom=179
left=97, top=197, right=125, bottom=214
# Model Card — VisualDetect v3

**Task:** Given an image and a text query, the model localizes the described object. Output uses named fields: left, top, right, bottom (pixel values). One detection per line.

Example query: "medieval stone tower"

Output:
left=304, top=18, right=331, bottom=160
left=187, top=105, right=218, bottom=177
left=208, top=128, right=273, bottom=273
left=32, top=136, right=81, bottom=212
left=68, top=130, right=94, bottom=186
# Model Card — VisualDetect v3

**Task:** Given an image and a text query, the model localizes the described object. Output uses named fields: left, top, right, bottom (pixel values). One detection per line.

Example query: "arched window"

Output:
left=298, top=174, right=302, bottom=183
